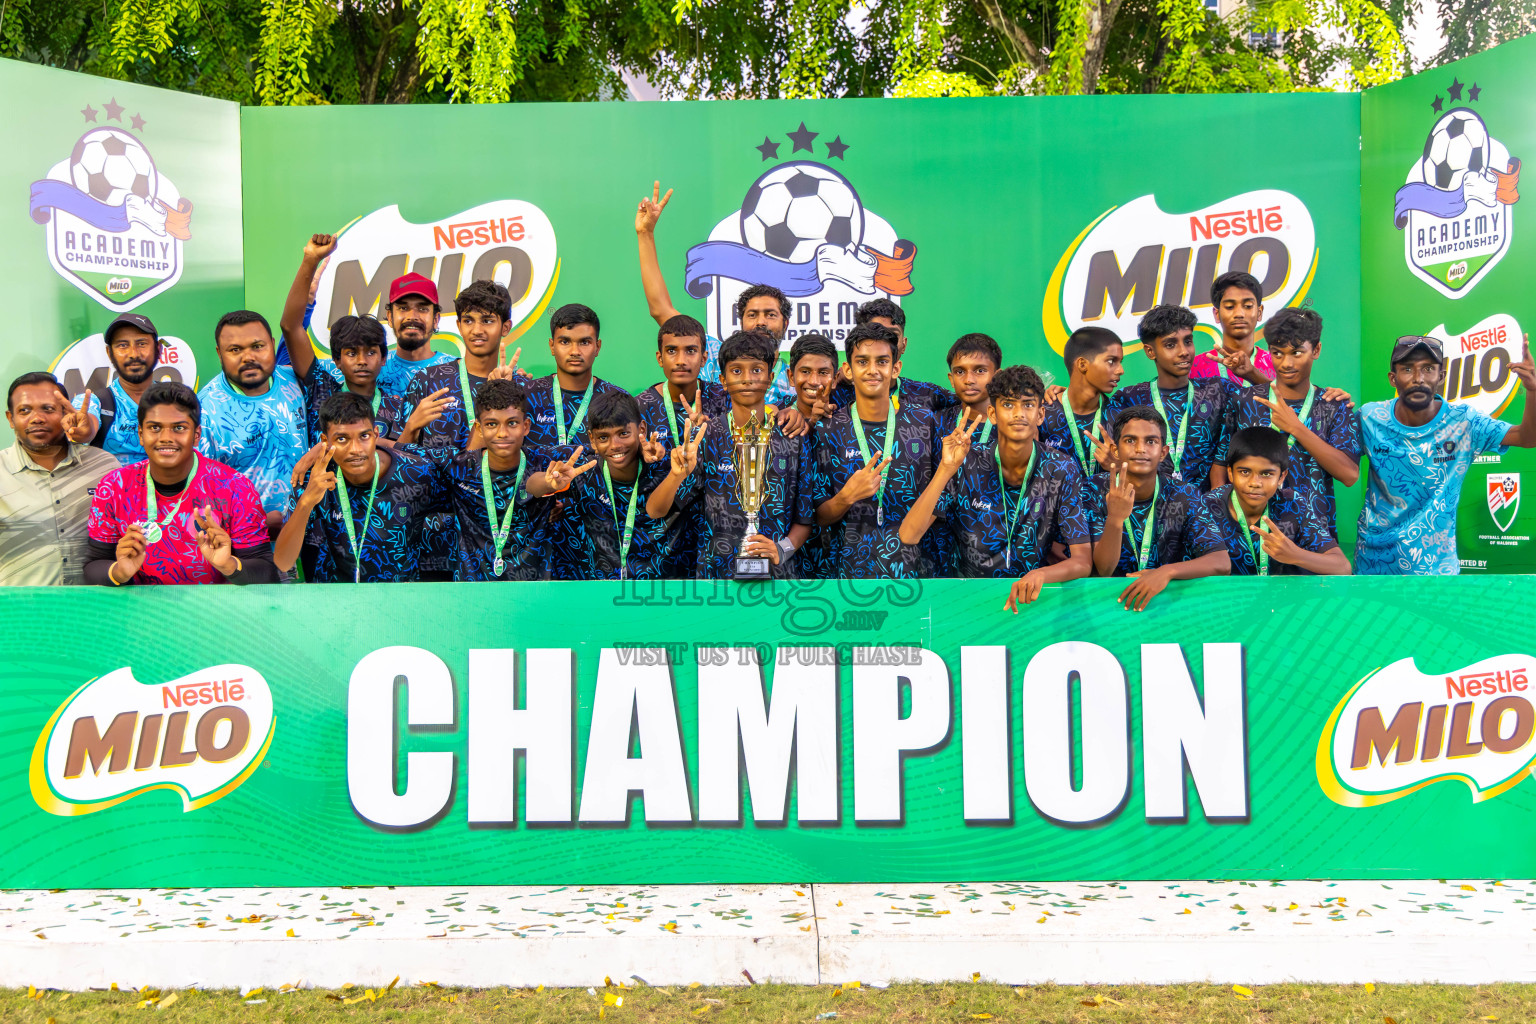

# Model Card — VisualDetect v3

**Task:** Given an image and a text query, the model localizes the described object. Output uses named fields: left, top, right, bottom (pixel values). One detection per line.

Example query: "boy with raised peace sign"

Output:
left=645, top=330, right=813, bottom=579
left=898, top=365, right=1091, bottom=605
left=1039, top=326, right=1124, bottom=477
left=1085, top=406, right=1230, bottom=611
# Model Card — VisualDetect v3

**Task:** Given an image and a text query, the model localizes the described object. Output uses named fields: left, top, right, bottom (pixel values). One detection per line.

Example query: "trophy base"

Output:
left=733, top=556, right=772, bottom=581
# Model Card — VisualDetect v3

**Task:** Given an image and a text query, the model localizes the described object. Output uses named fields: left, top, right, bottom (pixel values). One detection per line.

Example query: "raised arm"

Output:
left=280, top=233, right=337, bottom=381
left=636, top=181, right=682, bottom=328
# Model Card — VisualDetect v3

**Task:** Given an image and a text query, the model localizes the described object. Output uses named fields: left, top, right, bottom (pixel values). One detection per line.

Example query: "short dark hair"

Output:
left=7, top=371, right=67, bottom=411
left=947, top=332, right=1003, bottom=370
left=718, top=329, right=779, bottom=371
left=855, top=297, right=906, bottom=331
left=1264, top=307, right=1323, bottom=351
left=733, top=285, right=790, bottom=323
left=789, top=333, right=839, bottom=371
left=586, top=390, right=642, bottom=432
left=844, top=322, right=899, bottom=362
left=1137, top=305, right=1199, bottom=345
left=1064, top=326, right=1122, bottom=371
left=1211, top=270, right=1264, bottom=307
left=137, top=381, right=199, bottom=427
left=1112, top=404, right=1166, bottom=443
left=329, top=315, right=387, bottom=356
left=473, top=379, right=528, bottom=419
left=550, top=302, right=600, bottom=336
left=658, top=313, right=706, bottom=351
left=318, top=391, right=375, bottom=435
left=456, top=279, right=513, bottom=323
left=987, top=364, right=1045, bottom=403
left=1227, top=426, right=1290, bottom=472
left=214, top=310, right=273, bottom=345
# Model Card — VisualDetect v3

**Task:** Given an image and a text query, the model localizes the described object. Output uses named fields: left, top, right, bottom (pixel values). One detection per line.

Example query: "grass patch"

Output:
left=5, top=981, right=1535, bottom=1023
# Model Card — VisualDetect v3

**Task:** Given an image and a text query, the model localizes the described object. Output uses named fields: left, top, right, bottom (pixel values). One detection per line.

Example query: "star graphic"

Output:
left=130, top=113, right=146, bottom=131
left=1448, top=77, right=1463, bottom=101
left=787, top=122, right=818, bottom=153
left=103, top=97, right=124, bottom=121
left=1431, top=95, right=1443, bottom=114
left=1469, top=82, right=1482, bottom=101
left=755, top=136, right=781, bottom=161
left=81, top=105, right=98, bottom=123
left=825, top=136, right=849, bottom=160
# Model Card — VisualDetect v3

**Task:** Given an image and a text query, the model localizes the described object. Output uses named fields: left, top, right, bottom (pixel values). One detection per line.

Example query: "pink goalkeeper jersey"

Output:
left=87, top=458, right=268, bottom=585
left=1190, top=345, right=1275, bottom=385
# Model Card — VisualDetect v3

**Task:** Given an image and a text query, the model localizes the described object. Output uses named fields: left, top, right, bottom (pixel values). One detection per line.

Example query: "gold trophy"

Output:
left=732, top=410, right=775, bottom=581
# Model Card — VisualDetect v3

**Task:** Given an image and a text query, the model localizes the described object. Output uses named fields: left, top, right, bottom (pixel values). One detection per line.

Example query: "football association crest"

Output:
left=683, top=126, right=916, bottom=345
left=1394, top=78, right=1521, bottom=298
left=28, top=99, right=194, bottom=311
left=1488, top=473, right=1520, bottom=533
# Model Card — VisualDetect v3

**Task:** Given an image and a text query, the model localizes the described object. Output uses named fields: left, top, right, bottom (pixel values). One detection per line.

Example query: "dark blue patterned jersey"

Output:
left=399, top=358, right=485, bottom=573
left=670, top=411, right=811, bottom=580
left=1224, top=384, right=1362, bottom=530
left=1202, top=484, right=1340, bottom=577
left=805, top=403, right=942, bottom=579
left=559, top=457, right=672, bottom=580
left=1084, top=471, right=1228, bottom=577
left=1038, top=396, right=1115, bottom=477
left=521, top=375, right=631, bottom=454
left=830, top=375, right=959, bottom=415
left=299, top=359, right=406, bottom=446
left=934, top=442, right=1091, bottom=578
left=1109, top=378, right=1237, bottom=491
left=636, top=380, right=732, bottom=578
left=407, top=446, right=554, bottom=582
left=290, top=447, right=446, bottom=582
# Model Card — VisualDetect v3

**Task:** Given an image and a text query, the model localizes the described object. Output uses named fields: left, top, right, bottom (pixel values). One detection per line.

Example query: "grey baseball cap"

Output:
left=1391, top=335, right=1444, bottom=366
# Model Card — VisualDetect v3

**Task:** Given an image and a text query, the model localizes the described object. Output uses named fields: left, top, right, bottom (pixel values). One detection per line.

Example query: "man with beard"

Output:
left=85, top=382, right=276, bottom=586
left=91, top=312, right=162, bottom=465
left=197, top=310, right=307, bottom=533
left=376, top=273, right=455, bottom=396
left=1356, top=335, right=1536, bottom=574
left=0, top=372, right=119, bottom=585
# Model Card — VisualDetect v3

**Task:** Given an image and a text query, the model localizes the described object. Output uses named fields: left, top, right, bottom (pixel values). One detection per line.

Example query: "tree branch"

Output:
left=970, top=0, right=1048, bottom=72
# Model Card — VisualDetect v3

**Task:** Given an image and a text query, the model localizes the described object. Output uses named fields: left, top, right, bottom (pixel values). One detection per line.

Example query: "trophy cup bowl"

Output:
left=732, top=412, right=774, bottom=581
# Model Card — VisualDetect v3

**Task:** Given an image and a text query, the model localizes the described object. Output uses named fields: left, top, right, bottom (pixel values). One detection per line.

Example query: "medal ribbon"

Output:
left=145, top=453, right=199, bottom=538
left=1065, top=401, right=1104, bottom=477
left=336, top=453, right=381, bottom=584
left=602, top=462, right=642, bottom=580
left=1230, top=489, right=1269, bottom=576
left=995, top=443, right=1038, bottom=571
left=553, top=377, right=597, bottom=445
left=1148, top=383, right=1192, bottom=477
left=481, top=451, right=527, bottom=577
left=850, top=398, right=898, bottom=517
left=961, top=409, right=994, bottom=444
left=1269, top=385, right=1315, bottom=449
left=1123, top=476, right=1161, bottom=573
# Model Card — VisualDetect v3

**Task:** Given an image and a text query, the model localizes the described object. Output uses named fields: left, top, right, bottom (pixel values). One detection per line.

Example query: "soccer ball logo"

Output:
left=740, top=162, right=864, bottom=263
left=1421, top=109, right=1489, bottom=191
left=68, top=128, right=157, bottom=206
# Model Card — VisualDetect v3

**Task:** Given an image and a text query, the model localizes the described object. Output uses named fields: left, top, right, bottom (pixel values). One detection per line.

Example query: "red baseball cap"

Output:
left=388, top=272, right=439, bottom=306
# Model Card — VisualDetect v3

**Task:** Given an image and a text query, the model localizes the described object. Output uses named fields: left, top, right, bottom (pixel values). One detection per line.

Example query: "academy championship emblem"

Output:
left=684, top=125, right=916, bottom=345
left=28, top=98, right=194, bottom=311
left=1043, top=190, right=1316, bottom=354
left=30, top=665, right=274, bottom=816
left=1488, top=473, right=1520, bottom=533
left=1316, top=654, right=1536, bottom=808
left=1394, top=78, right=1521, bottom=298
left=308, top=200, right=559, bottom=355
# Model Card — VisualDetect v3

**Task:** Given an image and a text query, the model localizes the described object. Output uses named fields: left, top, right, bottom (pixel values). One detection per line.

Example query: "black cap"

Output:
left=105, top=312, right=158, bottom=343
left=1391, top=335, right=1444, bottom=366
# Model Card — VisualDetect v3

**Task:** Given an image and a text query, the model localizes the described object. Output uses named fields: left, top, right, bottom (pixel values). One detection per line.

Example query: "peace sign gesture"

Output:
left=487, top=342, right=527, bottom=381
left=299, top=444, right=337, bottom=507
left=1251, top=393, right=1303, bottom=437
left=192, top=504, right=238, bottom=576
left=62, top=389, right=95, bottom=442
left=543, top=446, right=597, bottom=493
left=1091, top=424, right=1115, bottom=471
left=939, top=409, right=980, bottom=472
left=1104, top=461, right=1137, bottom=526
left=640, top=429, right=667, bottom=464
left=839, top=454, right=890, bottom=504
left=668, top=414, right=707, bottom=478
left=1511, top=333, right=1535, bottom=390
left=636, top=180, right=673, bottom=235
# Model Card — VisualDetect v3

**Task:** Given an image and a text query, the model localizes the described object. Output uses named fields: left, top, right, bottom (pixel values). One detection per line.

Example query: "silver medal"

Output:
left=143, top=522, right=162, bottom=544
left=494, top=555, right=505, bottom=576
left=876, top=506, right=883, bottom=527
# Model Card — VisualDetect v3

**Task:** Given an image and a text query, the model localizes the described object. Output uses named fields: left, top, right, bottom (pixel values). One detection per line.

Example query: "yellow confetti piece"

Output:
left=1037, top=916, right=1048, bottom=923
left=112, top=983, right=120, bottom=991
left=1385, top=1017, right=1399, bottom=1024
left=286, top=929, right=296, bottom=937
left=441, top=995, right=458, bottom=1003
left=1461, top=884, right=1476, bottom=891
left=800, top=925, right=812, bottom=932
left=664, top=921, right=678, bottom=932
left=35, top=933, right=47, bottom=940
left=599, top=1008, right=606, bottom=1019
left=846, top=981, right=861, bottom=989
left=60, top=994, right=72, bottom=1002
left=342, top=995, right=370, bottom=1005
left=795, top=890, right=805, bottom=896
left=604, top=993, right=619, bottom=1005
left=1232, top=985, right=1254, bottom=999
left=156, top=993, right=179, bottom=1011
left=27, top=986, right=40, bottom=1000
left=972, top=1015, right=994, bottom=1020
left=836, top=901, right=843, bottom=907
left=1180, top=909, right=1192, bottom=915
left=1364, top=982, right=1376, bottom=994
left=1287, top=903, right=1299, bottom=910
left=971, top=972, right=981, bottom=982
left=687, top=982, right=700, bottom=990
left=386, top=976, right=400, bottom=993
left=341, top=983, right=355, bottom=990
left=47, top=1019, right=56, bottom=1024
left=242, top=989, right=264, bottom=999
left=832, top=988, right=843, bottom=997
left=692, top=1006, right=713, bottom=1015
left=1483, top=1016, right=1500, bottom=1021
left=1012, top=987, right=1028, bottom=996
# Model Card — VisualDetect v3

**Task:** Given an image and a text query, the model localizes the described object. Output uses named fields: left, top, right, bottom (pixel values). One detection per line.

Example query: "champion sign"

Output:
left=1043, top=191, right=1317, bottom=354
left=1316, top=654, right=1536, bottom=808
left=29, top=665, right=274, bottom=816
left=309, top=200, right=560, bottom=354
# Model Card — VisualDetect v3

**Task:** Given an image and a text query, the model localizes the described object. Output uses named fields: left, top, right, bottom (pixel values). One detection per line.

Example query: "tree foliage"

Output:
left=0, top=0, right=1522, bottom=105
